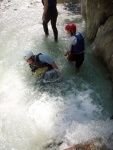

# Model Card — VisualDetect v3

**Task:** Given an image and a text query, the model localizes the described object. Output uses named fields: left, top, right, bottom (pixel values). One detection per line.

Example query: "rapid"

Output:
left=0, top=0, right=113, bottom=149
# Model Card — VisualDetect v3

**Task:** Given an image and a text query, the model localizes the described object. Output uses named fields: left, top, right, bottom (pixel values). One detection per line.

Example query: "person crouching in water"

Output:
left=64, top=23, right=85, bottom=73
left=24, top=50, right=61, bottom=77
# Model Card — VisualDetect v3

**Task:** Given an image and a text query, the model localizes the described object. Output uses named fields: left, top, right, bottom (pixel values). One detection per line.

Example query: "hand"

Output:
left=64, top=51, right=70, bottom=56
left=64, top=52, right=68, bottom=56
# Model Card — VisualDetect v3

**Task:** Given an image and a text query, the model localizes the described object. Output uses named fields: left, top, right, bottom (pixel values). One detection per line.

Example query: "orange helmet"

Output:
left=65, top=23, right=76, bottom=32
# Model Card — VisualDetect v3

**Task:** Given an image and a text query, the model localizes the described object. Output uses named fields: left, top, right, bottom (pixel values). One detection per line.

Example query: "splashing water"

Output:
left=0, top=0, right=113, bottom=150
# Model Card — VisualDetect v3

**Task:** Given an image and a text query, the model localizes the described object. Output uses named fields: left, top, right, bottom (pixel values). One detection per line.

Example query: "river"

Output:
left=0, top=0, right=113, bottom=150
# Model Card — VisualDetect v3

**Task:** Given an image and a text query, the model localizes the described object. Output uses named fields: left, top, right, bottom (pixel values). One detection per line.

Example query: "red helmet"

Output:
left=65, top=23, right=76, bottom=31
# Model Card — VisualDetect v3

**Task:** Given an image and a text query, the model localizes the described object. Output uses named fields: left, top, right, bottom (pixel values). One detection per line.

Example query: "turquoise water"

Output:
left=0, top=0, right=113, bottom=150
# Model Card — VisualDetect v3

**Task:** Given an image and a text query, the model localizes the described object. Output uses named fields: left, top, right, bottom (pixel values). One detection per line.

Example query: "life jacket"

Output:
left=71, top=32, right=85, bottom=54
left=29, top=53, right=52, bottom=72
left=42, top=0, right=57, bottom=8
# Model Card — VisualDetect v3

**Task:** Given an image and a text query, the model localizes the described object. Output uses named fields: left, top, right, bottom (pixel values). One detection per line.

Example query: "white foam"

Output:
left=63, top=120, right=113, bottom=149
left=0, top=1, right=112, bottom=150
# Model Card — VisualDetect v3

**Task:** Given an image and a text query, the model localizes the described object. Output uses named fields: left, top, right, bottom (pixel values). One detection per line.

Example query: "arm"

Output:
left=51, top=61, right=58, bottom=69
left=42, top=0, right=48, bottom=22
left=64, top=36, right=77, bottom=56
left=51, top=62, right=61, bottom=77
left=39, top=54, right=61, bottom=77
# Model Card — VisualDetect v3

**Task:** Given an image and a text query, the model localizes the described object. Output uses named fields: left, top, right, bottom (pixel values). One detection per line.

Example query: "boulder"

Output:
left=64, top=138, right=109, bottom=150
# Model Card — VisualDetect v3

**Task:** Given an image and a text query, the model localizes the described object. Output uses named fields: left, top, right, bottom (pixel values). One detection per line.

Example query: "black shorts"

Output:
left=67, top=52, right=84, bottom=69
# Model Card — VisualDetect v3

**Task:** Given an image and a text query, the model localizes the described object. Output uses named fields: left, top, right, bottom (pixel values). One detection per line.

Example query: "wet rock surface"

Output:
left=80, top=0, right=113, bottom=81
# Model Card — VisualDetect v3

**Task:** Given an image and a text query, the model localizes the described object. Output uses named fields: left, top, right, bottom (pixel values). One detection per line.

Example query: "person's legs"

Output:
left=43, top=21, right=49, bottom=36
left=42, top=12, right=50, bottom=36
left=68, top=54, right=80, bottom=74
left=75, top=53, right=84, bottom=71
left=51, top=10, right=58, bottom=41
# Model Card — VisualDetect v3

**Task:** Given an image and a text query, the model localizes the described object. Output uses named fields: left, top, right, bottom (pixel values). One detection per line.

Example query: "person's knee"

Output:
left=76, top=60, right=83, bottom=69
left=43, top=21, right=47, bottom=26
left=51, top=25, right=57, bottom=30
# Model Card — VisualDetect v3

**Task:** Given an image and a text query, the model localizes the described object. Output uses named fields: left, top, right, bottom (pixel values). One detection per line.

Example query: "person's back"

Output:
left=48, top=0, right=57, bottom=8
left=71, top=32, right=85, bottom=54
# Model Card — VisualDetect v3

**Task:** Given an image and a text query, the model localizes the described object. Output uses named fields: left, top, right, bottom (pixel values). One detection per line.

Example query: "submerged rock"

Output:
left=43, top=139, right=63, bottom=149
left=63, top=138, right=109, bottom=150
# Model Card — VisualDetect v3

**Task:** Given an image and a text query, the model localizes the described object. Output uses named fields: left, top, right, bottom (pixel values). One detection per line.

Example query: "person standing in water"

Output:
left=64, top=23, right=85, bottom=73
left=42, top=0, right=58, bottom=42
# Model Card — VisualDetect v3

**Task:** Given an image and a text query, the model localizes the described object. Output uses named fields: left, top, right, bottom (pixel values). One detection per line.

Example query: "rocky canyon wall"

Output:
left=80, top=0, right=113, bottom=80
